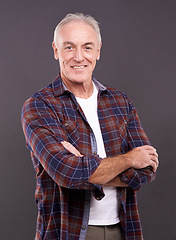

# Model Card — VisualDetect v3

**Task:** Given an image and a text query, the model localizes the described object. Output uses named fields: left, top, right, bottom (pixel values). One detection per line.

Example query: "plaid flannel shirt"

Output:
left=21, top=75, right=156, bottom=240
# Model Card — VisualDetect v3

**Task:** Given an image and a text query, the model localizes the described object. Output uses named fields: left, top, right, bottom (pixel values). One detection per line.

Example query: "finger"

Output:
left=149, top=151, right=158, bottom=158
left=139, top=145, right=154, bottom=150
left=61, top=140, right=68, bottom=146
left=61, top=141, right=74, bottom=150
left=61, top=141, right=83, bottom=157
left=152, top=156, right=159, bottom=168
left=150, top=157, right=159, bottom=172
left=139, top=145, right=157, bottom=153
left=63, top=142, right=77, bottom=154
left=150, top=161, right=157, bottom=172
left=151, top=154, right=159, bottom=163
left=61, top=141, right=70, bottom=149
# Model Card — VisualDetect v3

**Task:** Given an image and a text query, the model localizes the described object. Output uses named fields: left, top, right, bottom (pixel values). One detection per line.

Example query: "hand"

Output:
left=124, top=145, right=159, bottom=172
left=61, top=141, right=83, bottom=157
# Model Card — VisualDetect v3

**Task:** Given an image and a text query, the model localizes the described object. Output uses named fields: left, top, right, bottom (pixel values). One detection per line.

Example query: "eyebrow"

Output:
left=63, top=41, right=75, bottom=46
left=63, top=41, right=95, bottom=47
left=83, top=42, right=95, bottom=46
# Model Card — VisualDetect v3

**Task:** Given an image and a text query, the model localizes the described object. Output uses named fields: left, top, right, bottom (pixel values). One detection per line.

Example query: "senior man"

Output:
left=21, top=13, right=158, bottom=240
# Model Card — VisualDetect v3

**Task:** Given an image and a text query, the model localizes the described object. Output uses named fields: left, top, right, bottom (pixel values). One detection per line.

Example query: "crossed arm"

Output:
left=61, top=141, right=159, bottom=188
left=22, top=96, right=158, bottom=190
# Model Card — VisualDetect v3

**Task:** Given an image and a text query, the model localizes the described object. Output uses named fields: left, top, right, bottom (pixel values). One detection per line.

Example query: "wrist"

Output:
left=122, top=152, right=134, bottom=169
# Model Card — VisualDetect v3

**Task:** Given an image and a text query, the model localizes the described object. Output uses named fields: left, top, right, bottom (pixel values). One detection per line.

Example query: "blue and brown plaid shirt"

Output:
left=21, top=75, right=156, bottom=240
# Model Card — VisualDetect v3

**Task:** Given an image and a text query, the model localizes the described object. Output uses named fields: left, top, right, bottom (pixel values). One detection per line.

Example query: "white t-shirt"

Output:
left=76, top=82, right=120, bottom=226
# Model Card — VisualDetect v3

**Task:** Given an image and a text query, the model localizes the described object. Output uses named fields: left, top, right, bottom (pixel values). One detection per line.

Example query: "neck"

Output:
left=62, top=77, right=94, bottom=99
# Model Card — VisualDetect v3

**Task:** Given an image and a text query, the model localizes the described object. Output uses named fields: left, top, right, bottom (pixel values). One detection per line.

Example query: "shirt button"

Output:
left=124, top=120, right=128, bottom=125
left=64, top=122, right=69, bottom=127
left=95, top=196, right=103, bottom=201
left=93, top=151, right=97, bottom=155
left=82, top=226, right=86, bottom=230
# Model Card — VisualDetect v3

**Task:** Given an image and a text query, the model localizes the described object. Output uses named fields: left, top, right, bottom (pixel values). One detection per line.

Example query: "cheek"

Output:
left=85, top=53, right=97, bottom=64
left=59, top=51, right=72, bottom=63
left=90, top=56, right=98, bottom=67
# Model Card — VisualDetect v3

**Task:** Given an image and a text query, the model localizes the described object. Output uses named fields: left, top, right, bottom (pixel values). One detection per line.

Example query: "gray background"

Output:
left=1, top=0, right=175, bottom=239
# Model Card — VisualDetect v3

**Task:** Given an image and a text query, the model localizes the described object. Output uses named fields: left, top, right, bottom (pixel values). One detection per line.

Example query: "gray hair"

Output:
left=53, top=13, right=102, bottom=46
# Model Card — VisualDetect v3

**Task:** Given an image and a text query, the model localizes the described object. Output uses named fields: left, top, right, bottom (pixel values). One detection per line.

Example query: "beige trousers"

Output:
left=85, top=223, right=123, bottom=240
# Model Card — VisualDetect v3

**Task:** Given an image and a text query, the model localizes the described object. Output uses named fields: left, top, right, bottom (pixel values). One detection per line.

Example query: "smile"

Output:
left=72, top=65, right=86, bottom=69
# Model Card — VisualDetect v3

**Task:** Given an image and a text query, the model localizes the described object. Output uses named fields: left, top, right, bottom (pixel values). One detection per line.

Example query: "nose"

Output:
left=74, top=48, right=84, bottom=62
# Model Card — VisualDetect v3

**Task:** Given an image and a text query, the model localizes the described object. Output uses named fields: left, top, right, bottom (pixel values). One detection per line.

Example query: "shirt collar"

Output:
left=52, top=74, right=107, bottom=97
left=52, top=75, right=68, bottom=97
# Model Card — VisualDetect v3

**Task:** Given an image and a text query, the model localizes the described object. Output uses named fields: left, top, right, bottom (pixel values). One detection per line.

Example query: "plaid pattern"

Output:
left=21, top=75, right=156, bottom=240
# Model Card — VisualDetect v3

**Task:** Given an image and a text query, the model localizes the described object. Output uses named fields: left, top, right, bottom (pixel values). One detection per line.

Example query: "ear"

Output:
left=52, top=42, right=59, bottom=60
left=96, top=43, right=102, bottom=61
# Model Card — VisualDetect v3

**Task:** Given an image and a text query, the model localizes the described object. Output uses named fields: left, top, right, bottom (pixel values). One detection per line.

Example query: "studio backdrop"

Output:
left=0, top=1, right=175, bottom=239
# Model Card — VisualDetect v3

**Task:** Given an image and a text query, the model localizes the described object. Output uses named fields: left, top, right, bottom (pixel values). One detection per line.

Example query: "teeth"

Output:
left=73, top=66, right=85, bottom=69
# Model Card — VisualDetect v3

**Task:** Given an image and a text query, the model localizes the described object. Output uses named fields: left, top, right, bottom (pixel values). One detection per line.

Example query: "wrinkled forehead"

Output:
left=55, top=21, right=99, bottom=46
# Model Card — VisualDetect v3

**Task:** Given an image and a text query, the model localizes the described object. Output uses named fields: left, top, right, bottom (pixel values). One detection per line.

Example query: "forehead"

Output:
left=57, top=21, right=98, bottom=45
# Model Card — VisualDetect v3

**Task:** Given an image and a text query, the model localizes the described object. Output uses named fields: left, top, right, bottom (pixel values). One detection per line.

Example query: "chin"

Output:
left=71, top=78, right=87, bottom=84
left=70, top=74, right=90, bottom=83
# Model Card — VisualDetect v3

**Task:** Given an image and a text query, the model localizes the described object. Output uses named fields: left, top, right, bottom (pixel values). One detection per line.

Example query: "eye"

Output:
left=64, top=45, right=73, bottom=51
left=85, top=46, right=90, bottom=50
left=84, top=45, right=92, bottom=51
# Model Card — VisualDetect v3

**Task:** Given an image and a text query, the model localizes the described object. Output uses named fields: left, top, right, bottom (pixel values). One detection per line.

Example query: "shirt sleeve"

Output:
left=21, top=96, right=102, bottom=191
left=119, top=96, right=156, bottom=191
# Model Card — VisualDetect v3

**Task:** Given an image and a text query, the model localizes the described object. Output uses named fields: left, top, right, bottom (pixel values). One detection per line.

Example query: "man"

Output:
left=21, top=13, right=158, bottom=240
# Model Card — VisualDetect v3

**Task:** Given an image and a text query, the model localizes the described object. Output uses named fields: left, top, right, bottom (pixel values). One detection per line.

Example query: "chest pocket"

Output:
left=62, top=120, right=79, bottom=143
left=101, top=115, right=128, bottom=156
left=116, top=117, right=128, bottom=139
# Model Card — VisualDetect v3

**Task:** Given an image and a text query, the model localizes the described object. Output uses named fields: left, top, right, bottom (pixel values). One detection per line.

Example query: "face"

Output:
left=52, top=21, right=101, bottom=86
